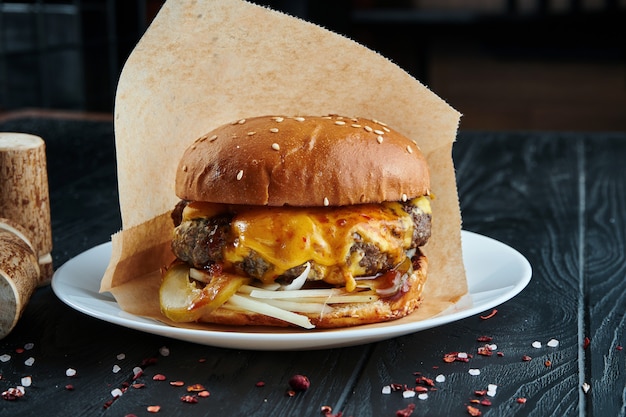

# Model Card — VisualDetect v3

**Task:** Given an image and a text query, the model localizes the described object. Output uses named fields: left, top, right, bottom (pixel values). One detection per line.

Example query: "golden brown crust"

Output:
left=195, top=251, right=427, bottom=329
left=176, top=115, right=430, bottom=206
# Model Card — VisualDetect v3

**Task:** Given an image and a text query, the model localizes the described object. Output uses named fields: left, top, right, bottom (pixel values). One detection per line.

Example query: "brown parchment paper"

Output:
left=101, top=0, right=468, bottom=331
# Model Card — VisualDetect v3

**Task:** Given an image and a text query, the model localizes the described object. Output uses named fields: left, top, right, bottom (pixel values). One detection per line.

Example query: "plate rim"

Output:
left=52, top=230, right=532, bottom=350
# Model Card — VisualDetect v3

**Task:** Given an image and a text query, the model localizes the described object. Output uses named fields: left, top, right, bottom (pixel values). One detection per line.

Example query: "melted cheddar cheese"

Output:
left=181, top=197, right=430, bottom=291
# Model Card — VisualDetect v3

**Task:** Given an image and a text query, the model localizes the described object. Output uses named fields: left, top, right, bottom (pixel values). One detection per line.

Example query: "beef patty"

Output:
left=170, top=200, right=431, bottom=282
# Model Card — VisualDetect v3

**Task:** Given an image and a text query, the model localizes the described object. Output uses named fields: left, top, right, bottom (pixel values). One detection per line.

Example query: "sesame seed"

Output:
left=402, top=193, right=408, bottom=202
left=236, top=170, right=244, bottom=180
left=182, top=165, right=188, bottom=172
left=383, top=127, right=390, bottom=132
left=377, top=135, right=383, bottom=144
left=351, top=124, right=361, bottom=128
left=322, top=116, right=332, bottom=120
left=210, top=135, right=218, bottom=142
left=271, top=143, right=280, bottom=151
left=269, top=128, right=279, bottom=133
left=273, top=116, right=284, bottom=122
left=334, top=120, right=346, bottom=126
left=294, top=117, right=305, bottom=122
left=364, top=126, right=373, bottom=132
left=247, top=131, right=256, bottom=136
left=237, top=119, right=246, bottom=124
left=323, top=197, right=329, bottom=206
left=374, top=129, right=385, bottom=135
left=406, top=145, right=413, bottom=154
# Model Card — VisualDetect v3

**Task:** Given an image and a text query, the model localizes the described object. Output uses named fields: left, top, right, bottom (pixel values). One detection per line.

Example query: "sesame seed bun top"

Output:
left=175, top=115, right=430, bottom=206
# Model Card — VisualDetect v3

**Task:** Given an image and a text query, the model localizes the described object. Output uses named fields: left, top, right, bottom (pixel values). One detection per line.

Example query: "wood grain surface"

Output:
left=0, top=116, right=624, bottom=417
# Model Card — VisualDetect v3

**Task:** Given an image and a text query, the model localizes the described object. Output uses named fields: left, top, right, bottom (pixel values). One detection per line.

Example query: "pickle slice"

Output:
left=159, top=262, right=249, bottom=322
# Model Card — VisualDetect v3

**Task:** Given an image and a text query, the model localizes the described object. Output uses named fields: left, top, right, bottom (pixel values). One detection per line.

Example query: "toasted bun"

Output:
left=195, top=251, right=427, bottom=329
left=176, top=115, right=430, bottom=206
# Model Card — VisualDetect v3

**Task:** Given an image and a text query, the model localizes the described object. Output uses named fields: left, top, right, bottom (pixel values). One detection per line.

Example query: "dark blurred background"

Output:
left=0, top=0, right=624, bottom=131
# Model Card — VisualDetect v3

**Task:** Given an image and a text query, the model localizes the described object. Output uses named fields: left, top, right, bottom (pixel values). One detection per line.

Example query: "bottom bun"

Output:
left=194, top=252, right=428, bottom=329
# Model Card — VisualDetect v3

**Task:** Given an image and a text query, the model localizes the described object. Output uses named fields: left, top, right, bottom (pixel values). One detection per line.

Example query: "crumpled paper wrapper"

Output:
left=100, top=0, right=468, bottom=331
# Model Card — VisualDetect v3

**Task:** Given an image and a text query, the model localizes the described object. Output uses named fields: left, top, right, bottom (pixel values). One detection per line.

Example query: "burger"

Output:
left=159, top=115, right=432, bottom=329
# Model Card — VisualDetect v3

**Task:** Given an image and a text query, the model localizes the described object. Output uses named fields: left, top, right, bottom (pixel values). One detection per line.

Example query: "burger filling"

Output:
left=161, top=197, right=431, bottom=328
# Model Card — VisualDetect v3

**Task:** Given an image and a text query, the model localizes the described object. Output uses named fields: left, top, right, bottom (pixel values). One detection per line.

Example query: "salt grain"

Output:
left=418, top=393, right=429, bottom=400
left=65, top=368, right=77, bottom=377
left=133, top=367, right=143, bottom=377
left=382, top=385, right=392, bottom=394
left=435, top=374, right=446, bottom=383
left=532, top=341, right=542, bottom=348
left=402, top=390, right=416, bottom=398
left=159, top=346, right=170, bottom=357
left=117, top=353, right=125, bottom=360
left=21, top=376, right=32, bottom=387
left=547, top=339, right=559, bottom=348
left=468, top=369, right=481, bottom=376
left=487, top=384, right=498, bottom=397
left=24, top=357, right=34, bottom=366
left=112, top=365, right=121, bottom=373
left=457, top=352, right=468, bottom=359
left=0, top=354, right=10, bottom=362
left=24, top=343, right=34, bottom=350
left=111, top=388, right=124, bottom=397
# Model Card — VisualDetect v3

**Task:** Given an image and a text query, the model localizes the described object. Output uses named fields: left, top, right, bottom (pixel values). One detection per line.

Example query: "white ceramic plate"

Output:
left=52, top=231, right=531, bottom=350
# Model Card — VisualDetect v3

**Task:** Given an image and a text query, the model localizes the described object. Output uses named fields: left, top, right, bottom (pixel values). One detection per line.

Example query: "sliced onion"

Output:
left=279, top=261, right=311, bottom=291
left=225, top=294, right=315, bottom=329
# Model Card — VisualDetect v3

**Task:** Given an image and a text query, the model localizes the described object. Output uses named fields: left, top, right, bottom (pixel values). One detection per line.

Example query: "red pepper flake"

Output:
left=147, top=405, right=161, bottom=413
left=396, top=403, right=416, bottom=417
left=169, top=381, right=185, bottom=387
left=477, top=345, right=493, bottom=356
left=321, top=405, right=333, bottom=414
left=187, top=384, right=205, bottom=392
left=287, top=389, right=296, bottom=397
left=467, top=405, right=482, bottom=416
left=15, top=348, right=24, bottom=354
left=65, top=384, right=75, bottom=391
left=415, top=376, right=435, bottom=387
left=480, top=399, right=492, bottom=406
left=197, top=390, right=210, bottom=398
left=544, top=360, right=552, bottom=367
left=443, top=352, right=471, bottom=363
left=497, top=352, right=505, bottom=357
left=103, top=398, right=117, bottom=409
left=132, top=383, right=146, bottom=389
left=517, top=397, right=527, bottom=404
left=152, top=374, right=166, bottom=381
left=414, top=386, right=429, bottom=393
left=198, top=358, right=207, bottom=363
left=390, top=383, right=403, bottom=391
left=469, top=399, right=480, bottom=404
left=474, top=390, right=487, bottom=397
left=476, top=336, right=493, bottom=342
left=255, top=381, right=266, bottom=387
left=2, top=388, right=24, bottom=401
left=617, top=345, right=623, bottom=351
left=180, top=395, right=198, bottom=404
left=479, top=309, right=498, bottom=320
left=522, top=355, right=532, bottom=362
left=583, top=337, right=591, bottom=350
left=124, top=414, right=138, bottom=417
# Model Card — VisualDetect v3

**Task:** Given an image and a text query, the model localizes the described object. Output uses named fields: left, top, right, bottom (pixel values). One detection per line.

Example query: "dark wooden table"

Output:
left=0, top=113, right=624, bottom=417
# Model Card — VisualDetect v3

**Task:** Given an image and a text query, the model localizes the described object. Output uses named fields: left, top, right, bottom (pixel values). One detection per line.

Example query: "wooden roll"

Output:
left=0, top=229, right=39, bottom=339
left=0, top=133, right=53, bottom=284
